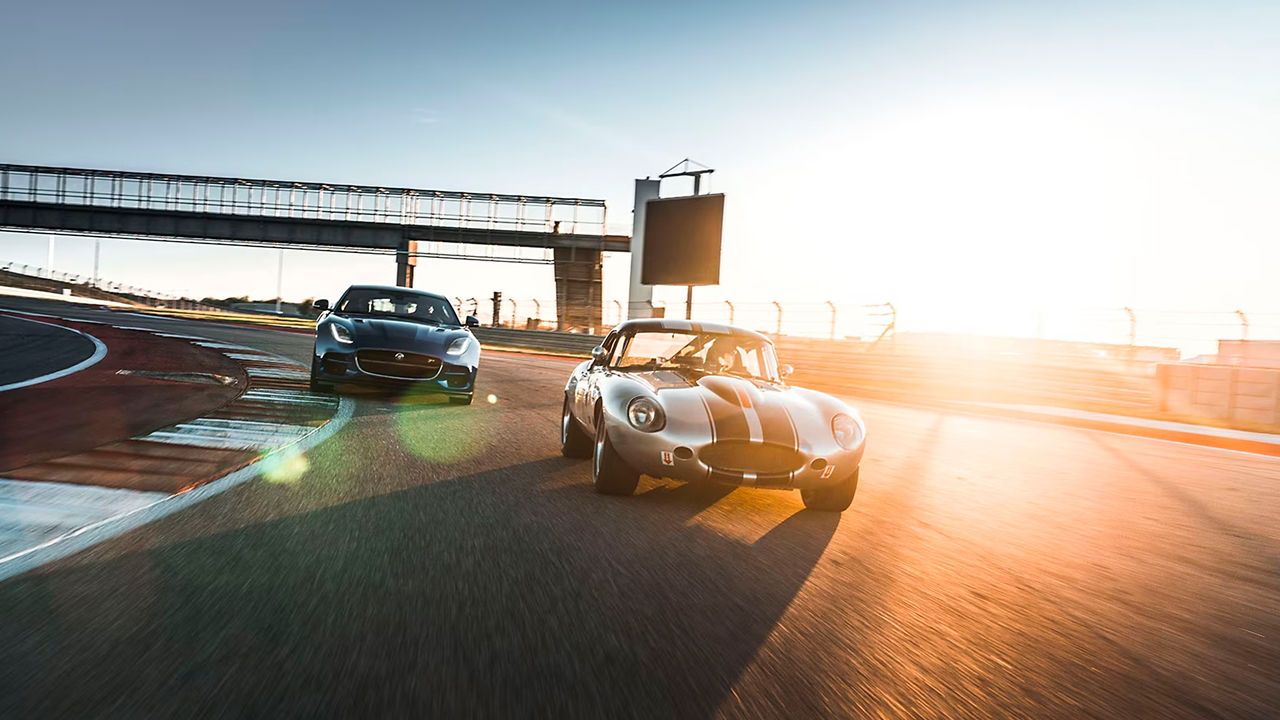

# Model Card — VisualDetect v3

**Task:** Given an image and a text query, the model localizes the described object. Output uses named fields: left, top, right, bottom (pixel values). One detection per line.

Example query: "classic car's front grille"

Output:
left=355, top=349, right=443, bottom=380
left=699, top=441, right=804, bottom=475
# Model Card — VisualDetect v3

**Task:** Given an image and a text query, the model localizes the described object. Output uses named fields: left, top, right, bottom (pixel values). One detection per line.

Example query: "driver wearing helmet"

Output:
left=706, top=337, right=744, bottom=375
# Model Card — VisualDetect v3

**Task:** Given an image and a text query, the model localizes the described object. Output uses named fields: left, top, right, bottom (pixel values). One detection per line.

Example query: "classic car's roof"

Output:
left=610, top=318, right=773, bottom=344
left=341, top=284, right=451, bottom=303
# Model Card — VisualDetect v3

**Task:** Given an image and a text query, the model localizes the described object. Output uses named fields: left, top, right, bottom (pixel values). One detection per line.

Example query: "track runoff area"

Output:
left=1, top=298, right=1277, bottom=718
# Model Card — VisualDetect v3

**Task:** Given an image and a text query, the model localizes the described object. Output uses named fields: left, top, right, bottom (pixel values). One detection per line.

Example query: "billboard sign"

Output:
left=640, top=193, right=724, bottom=286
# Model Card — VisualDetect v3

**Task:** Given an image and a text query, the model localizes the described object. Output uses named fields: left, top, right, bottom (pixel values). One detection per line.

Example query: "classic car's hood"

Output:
left=626, top=370, right=810, bottom=449
left=343, top=315, right=469, bottom=353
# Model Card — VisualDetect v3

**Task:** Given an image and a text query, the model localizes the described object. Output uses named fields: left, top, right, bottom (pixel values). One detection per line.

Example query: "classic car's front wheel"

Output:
left=561, top=395, right=592, bottom=458
left=800, top=467, right=859, bottom=512
left=592, top=414, right=639, bottom=495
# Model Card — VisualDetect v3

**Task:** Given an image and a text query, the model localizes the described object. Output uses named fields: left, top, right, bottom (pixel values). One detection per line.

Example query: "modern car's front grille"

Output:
left=355, top=350, right=443, bottom=380
left=441, top=364, right=473, bottom=388
left=321, top=352, right=351, bottom=374
left=699, top=441, right=804, bottom=475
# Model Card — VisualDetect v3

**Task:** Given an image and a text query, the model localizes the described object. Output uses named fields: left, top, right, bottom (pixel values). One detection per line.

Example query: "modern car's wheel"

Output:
left=309, top=357, right=333, bottom=394
left=450, top=394, right=473, bottom=405
left=800, top=466, right=859, bottom=512
left=592, top=413, right=639, bottom=496
left=561, top=395, right=592, bottom=458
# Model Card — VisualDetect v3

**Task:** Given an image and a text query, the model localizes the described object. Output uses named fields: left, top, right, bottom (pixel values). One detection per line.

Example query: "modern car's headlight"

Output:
left=831, top=413, right=861, bottom=450
left=330, top=323, right=354, bottom=344
left=446, top=336, right=471, bottom=355
left=627, top=396, right=666, bottom=432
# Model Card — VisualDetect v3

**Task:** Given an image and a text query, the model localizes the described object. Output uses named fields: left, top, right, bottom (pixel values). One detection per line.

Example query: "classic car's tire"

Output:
left=592, top=414, right=639, bottom=496
left=801, top=467, right=859, bottom=512
left=450, top=394, right=473, bottom=405
left=561, top=395, right=592, bottom=458
left=309, top=357, right=333, bottom=394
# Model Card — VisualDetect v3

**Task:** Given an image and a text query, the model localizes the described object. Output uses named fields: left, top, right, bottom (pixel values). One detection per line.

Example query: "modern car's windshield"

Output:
left=613, top=331, right=779, bottom=381
left=336, top=288, right=460, bottom=326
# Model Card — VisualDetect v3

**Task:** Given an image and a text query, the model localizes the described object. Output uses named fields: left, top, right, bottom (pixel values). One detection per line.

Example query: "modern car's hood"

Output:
left=343, top=315, right=469, bottom=351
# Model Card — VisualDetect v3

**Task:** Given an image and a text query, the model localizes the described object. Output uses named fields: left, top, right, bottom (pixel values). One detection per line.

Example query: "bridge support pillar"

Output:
left=395, top=238, right=417, bottom=288
left=554, top=247, right=603, bottom=332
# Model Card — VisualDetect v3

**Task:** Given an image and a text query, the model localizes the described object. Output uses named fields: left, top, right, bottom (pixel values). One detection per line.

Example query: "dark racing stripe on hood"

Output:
left=754, top=393, right=798, bottom=450
left=703, top=389, right=749, bottom=443
left=697, top=375, right=797, bottom=449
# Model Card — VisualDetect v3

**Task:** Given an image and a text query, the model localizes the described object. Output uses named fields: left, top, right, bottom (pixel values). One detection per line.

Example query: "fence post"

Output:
left=1236, top=310, right=1249, bottom=341
left=772, top=301, right=783, bottom=336
left=533, top=299, right=543, bottom=327
left=725, top=300, right=735, bottom=325
left=507, top=298, right=517, bottom=327
left=825, top=300, right=837, bottom=340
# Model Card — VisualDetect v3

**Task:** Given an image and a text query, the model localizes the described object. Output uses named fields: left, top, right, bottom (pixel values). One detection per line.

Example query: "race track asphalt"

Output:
left=0, top=314, right=96, bottom=386
left=1, top=299, right=1277, bottom=719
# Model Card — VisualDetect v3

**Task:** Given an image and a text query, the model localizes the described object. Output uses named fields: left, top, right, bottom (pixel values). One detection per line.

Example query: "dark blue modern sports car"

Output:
left=309, top=284, right=481, bottom=404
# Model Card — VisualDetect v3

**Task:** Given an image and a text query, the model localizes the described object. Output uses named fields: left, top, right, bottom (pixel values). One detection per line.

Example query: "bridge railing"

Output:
left=0, top=163, right=609, bottom=237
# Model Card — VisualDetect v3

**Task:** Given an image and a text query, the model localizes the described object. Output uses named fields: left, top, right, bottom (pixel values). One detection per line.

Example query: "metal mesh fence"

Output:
left=454, top=293, right=1277, bottom=361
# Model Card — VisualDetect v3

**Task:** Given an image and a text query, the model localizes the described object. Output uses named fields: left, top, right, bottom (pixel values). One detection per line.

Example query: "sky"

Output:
left=1, top=0, right=1277, bottom=344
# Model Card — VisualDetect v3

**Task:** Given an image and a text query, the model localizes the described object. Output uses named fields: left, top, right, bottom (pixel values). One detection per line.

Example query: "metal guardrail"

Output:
left=472, top=327, right=601, bottom=355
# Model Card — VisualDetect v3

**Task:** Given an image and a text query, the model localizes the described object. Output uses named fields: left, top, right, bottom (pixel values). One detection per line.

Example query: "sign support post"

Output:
left=656, top=161, right=714, bottom=320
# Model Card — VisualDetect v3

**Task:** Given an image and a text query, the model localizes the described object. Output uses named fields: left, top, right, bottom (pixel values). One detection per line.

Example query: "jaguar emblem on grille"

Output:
left=394, top=352, right=405, bottom=361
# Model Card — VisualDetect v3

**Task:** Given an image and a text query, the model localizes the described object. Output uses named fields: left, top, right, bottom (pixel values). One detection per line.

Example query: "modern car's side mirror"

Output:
left=465, top=315, right=480, bottom=327
left=779, top=364, right=794, bottom=378
left=312, top=298, right=330, bottom=311
left=590, top=346, right=606, bottom=365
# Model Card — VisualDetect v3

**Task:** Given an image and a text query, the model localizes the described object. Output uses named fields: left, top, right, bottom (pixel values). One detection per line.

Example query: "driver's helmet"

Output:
left=707, top=337, right=741, bottom=371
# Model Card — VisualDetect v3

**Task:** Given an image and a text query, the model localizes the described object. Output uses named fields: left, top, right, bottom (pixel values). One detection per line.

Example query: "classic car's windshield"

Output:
left=336, top=288, right=460, bottom=326
left=613, top=331, right=779, bottom=381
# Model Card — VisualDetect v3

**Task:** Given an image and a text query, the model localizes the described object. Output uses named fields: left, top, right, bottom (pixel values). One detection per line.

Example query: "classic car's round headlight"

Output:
left=446, top=336, right=471, bottom=355
left=627, top=396, right=666, bottom=432
left=330, top=323, right=354, bottom=344
left=831, top=413, right=861, bottom=450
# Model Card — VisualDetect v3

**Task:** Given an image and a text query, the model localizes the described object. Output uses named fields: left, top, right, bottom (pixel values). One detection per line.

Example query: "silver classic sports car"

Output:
left=560, top=319, right=867, bottom=511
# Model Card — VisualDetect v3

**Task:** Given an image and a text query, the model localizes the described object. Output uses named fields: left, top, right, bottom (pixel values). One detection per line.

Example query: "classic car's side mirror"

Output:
left=590, top=346, right=606, bottom=365
left=312, top=298, right=330, bottom=311
left=779, top=364, right=794, bottom=378
left=465, top=315, right=480, bottom=327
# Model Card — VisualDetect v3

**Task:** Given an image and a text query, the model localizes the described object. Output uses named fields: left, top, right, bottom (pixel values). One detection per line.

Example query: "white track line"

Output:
left=0, top=480, right=168, bottom=559
left=0, top=315, right=108, bottom=392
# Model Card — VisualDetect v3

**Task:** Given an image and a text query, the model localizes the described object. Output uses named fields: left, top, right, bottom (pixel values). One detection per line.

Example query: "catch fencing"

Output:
left=0, top=262, right=227, bottom=312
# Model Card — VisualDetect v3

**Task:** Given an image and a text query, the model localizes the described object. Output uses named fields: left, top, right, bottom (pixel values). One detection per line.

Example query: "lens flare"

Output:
left=261, top=446, right=309, bottom=484
left=395, top=402, right=494, bottom=464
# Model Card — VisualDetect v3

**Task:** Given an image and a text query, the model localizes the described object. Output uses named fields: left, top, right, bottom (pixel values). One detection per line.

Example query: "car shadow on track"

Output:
left=0, top=456, right=839, bottom=719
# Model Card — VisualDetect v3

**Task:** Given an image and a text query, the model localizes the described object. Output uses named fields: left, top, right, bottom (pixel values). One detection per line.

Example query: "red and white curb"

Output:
left=0, top=332, right=352, bottom=582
